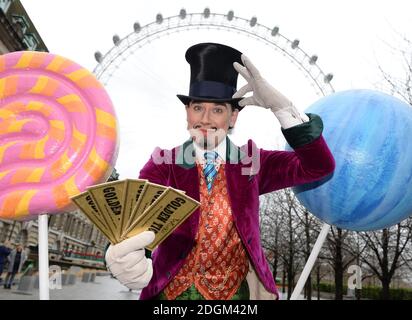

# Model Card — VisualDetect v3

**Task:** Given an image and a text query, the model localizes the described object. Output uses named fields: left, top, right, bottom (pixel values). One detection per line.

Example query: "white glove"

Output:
left=233, top=54, right=309, bottom=129
left=105, top=231, right=155, bottom=290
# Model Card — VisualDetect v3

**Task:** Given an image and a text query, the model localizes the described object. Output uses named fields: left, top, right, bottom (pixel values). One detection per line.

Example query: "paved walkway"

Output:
left=0, top=275, right=142, bottom=300
left=0, top=276, right=334, bottom=300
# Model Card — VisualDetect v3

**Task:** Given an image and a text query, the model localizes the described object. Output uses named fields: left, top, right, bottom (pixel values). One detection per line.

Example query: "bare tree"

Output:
left=358, top=218, right=412, bottom=299
left=293, top=207, right=322, bottom=300
left=314, top=260, right=331, bottom=300
left=259, top=193, right=284, bottom=281
left=376, top=33, right=412, bottom=104
left=278, top=189, right=304, bottom=299
left=361, top=32, right=412, bottom=299
left=260, top=189, right=305, bottom=299
left=322, top=227, right=357, bottom=299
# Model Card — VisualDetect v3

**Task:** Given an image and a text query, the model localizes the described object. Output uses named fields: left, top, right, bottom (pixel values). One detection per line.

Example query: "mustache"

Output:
left=193, top=125, right=218, bottom=131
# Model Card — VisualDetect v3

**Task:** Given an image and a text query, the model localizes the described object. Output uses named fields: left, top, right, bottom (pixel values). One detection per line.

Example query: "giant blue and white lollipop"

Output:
left=292, top=89, right=412, bottom=231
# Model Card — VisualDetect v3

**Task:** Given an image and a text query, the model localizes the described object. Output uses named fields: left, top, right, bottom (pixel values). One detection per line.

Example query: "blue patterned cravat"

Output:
left=203, top=151, right=219, bottom=193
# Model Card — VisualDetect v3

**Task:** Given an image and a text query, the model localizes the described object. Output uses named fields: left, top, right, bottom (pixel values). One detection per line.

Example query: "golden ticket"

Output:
left=125, top=182, right=167, bottom=233
left=121, top=179, right=147, bottom=233
left=70, top=191, right=117, bottom=244
left=124, top=188, right=200, bottom=251
left=87, top=180, right=127, bottom=242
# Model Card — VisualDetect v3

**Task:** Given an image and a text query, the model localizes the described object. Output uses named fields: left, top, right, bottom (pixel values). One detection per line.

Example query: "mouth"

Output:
left=189, top=126, right=225, bottom=148
left=193, top=125, right=218, bottom=133
left=200, top=128, right=215, bottom=134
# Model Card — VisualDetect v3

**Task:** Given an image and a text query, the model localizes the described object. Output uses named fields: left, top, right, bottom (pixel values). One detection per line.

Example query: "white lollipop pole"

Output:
left=290, top=223, right=330, bottom=300
left=38, top=214, right=49, bottom=300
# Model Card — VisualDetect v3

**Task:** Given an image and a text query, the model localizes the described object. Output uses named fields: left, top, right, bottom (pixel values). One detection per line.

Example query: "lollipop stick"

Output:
left=290, top=223, right=330, bottom=300
left=38, top=214, right=50, bottom=300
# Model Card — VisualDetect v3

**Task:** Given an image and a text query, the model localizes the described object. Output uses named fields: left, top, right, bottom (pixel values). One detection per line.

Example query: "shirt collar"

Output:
left=193, top=138, right=227, bottom=164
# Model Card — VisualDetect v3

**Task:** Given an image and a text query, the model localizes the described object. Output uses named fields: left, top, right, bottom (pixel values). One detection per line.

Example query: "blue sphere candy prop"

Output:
left=292, top=89, right=412, bottom=231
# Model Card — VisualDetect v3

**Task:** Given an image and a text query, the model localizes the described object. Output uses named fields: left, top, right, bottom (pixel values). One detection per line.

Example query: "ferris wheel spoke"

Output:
left=93, top=9, right=335, bottom=98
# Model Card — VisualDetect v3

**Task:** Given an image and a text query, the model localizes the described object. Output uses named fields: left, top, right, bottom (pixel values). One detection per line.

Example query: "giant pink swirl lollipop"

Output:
left=0, top=51, right=119, bottom=220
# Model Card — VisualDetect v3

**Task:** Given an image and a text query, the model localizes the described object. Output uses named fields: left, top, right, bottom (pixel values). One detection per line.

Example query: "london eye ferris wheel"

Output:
left=92, top=8, right=334, bottom=179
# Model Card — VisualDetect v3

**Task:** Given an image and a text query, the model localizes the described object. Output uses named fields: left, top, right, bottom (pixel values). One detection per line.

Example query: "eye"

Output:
left=193, top=104, right=203, bottom=111
left=213, top=107, right=224, bottom=113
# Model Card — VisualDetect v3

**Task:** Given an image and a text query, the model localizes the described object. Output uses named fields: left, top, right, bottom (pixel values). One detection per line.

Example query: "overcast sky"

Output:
left=20, top=0, right=412, bottom=179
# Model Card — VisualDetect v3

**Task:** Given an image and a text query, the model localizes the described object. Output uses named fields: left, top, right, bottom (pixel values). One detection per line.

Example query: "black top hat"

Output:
left=177, top=42, right=244, bottom=110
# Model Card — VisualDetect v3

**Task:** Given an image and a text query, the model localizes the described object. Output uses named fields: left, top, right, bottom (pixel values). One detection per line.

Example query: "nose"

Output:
left=200, top=108, right=212, bottom=125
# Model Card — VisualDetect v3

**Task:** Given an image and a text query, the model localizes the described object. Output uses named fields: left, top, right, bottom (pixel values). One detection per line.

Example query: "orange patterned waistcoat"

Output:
left=164, top=164, right=249, bottom=300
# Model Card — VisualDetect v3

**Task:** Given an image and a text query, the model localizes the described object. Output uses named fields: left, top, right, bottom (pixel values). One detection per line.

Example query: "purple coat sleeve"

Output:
left=138, top=147, right=169, bottom=184
left=258, top=135, right=335, bottom=195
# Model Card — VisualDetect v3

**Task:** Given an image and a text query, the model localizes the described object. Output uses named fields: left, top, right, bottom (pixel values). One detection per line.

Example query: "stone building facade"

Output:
left=0, top=211, right=109, bottom=268
left=0, top=0, right=48, bottom=53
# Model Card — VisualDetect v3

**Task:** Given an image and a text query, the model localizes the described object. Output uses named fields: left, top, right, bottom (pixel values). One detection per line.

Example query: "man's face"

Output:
left=186, top=101, right=239, bottom=149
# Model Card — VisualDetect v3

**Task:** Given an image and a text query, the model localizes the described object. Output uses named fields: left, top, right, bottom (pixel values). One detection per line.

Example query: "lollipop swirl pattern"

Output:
left=0, top=51, right=119, bottom=220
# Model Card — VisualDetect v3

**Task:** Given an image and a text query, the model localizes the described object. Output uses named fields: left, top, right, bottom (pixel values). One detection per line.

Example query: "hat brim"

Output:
left=177, top=94, right=244, bottom=111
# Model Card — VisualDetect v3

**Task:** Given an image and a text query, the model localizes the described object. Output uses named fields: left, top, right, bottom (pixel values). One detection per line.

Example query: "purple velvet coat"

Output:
left=138, top=115, right=335, bottom=300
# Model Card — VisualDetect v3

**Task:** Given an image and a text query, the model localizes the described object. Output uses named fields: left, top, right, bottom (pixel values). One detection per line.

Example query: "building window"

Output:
left=0, top=0, right=12, bottom=13
left=87, top=226, right=92, bottom=241
left=0, top=221, right=4, bottom=242
left=69, top=220, right=75, bottom=237
left=49, top=215, right=56, bottom=229
left=15, top=230, right=28, bottom=246
left=64, top=216, right=72, bottom=233
left=78, top=222, right=84, bottom=239
left=10, top=14, right=40, bottom=50
left=10, top=14, right=29, bottom=32
left=1, top=223, right=10, bottom=242
left=70, top=219, right=77, bottom=236
left=53, top=215, right=61, bottom=230
left=23, top=33, right=39, bottom=50
left=58, top=214, right=67, bottom=231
